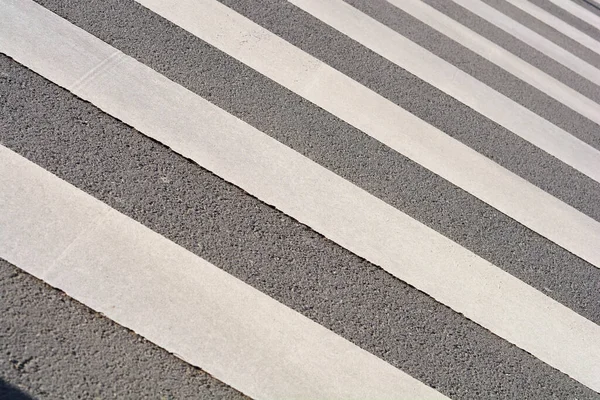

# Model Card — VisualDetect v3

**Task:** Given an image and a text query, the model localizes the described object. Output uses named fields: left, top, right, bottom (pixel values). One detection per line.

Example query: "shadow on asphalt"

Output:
left=0, top=378, right=36, bottom=400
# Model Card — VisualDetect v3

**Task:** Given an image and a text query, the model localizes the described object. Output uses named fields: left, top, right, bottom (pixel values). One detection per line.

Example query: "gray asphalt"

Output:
left=1, top=52, right=598, bottom=399
left=244, top=0, right=600, bottom=210
left=13, top=0, right=600, bottom=313
left=0, top=259, right=248, bottom=400
left=1, top=0, right=600, bottom=398
left=30, top=0, right=600, bottom=325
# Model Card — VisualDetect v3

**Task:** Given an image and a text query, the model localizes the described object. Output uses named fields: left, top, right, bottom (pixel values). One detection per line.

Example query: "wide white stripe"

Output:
left=0, top=147, right=447, bottom=400
left=136, top=0, right=600, bottom=266
left=505, top=0, right=600, bottom=55
left=388, top=0, right=600, bottom=128
left=451, top=0, right=600, bottom=87
left=2, top=0, right=600, bottom=391
left=548, top=0, right=600, bottom=28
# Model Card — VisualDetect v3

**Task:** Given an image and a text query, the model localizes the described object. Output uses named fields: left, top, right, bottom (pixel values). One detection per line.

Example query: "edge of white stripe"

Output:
left=506, top=0, right=600, bottom=56
left=388, top=0, right=600, bottom=127
left=451, top=0, right=600, bottom=87
left=0, top=144, right=449, bottom=400
left=2, top=0, right=599, bottom=392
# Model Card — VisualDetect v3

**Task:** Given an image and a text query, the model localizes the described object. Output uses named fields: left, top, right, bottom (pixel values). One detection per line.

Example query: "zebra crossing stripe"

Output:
left=1, top=0, right=599, bottom=392
left=387, top=0, right=600, bottom=126
left=504, top=0, right=600, bottom=55
left=286, top=0, right=600, bottom=182
left=0, top=145, right=448, bottom=399
left=450, top=0, right=600, bottom=87
left=131, top=0, right=600, bottom=268
left=547, top=0, right=600, bottom=28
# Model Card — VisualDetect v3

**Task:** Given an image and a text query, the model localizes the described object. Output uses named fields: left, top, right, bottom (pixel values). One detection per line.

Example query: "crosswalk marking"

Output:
left=0, top=145, right=448, bottom=400
left=3, top=0, right=600, bottom=397
left=451, top=0, right=600, bottom=87
left=504, top=0, right=600, bottom=55
left=2, top=0, right=600, bottom=393
left=289, top=0, right=600, bottom=180
left=387, top=0, right=600, bottom=128
left=132, top=0, right=600, bottom=267
left=547, top=0, right=600, bottom=27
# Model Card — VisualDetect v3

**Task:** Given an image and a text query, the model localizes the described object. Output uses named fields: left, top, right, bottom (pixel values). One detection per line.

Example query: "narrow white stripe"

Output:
left=388, top=0, right=600, bottom=128
left=548, top=0, right=600, bottom=28
left=451, top=0, right=600, bottom=87
left=505, top=0, right=600, bottom=55
left=2, top=0, right=600, bottom=391
left=0, top=147, right=448, bottom=400
left=271, top=0, right=600, bottom=183
left=133, top=0, right=600, bottom=266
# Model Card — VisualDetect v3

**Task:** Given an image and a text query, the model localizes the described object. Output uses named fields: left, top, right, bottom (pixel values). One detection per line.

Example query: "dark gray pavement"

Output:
left=1, top=0, right=600, bottom=398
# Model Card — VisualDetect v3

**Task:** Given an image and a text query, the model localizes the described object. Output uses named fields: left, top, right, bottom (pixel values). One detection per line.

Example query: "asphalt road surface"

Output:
left=1, top=0, right=600, bottom=398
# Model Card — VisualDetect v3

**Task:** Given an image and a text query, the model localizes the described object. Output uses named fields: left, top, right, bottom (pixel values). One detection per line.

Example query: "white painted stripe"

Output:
left=2, top=0, right=600, bottom=391
left=133, top=0, right=600, bottom=264
left=0, top=147, right=449, bottom=400
left=260, top=0, right=600, bottom=183
left=548, top=0, right=600, bottom=28
left=451, top=0, right=600, bottom=87
left=505, top=0, right=600, bottom=56
left=388, top=0, right=600, bottom=128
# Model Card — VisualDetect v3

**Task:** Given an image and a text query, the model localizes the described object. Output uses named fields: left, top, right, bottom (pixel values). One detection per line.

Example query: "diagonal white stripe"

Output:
left=505, top=0, right=600, bottom=56
left=450, top=0, right=600, bottom=87
left=0, top=145, right=448, bottom=400
left=288, top=0, right=600, bottom=183
left=547, top=0, right=600, bottom=28
left=387, top=0, right=600, bottom=127
left=126, top=0, right=600, bottom=267
left=2, top=0, right=599, bottom=392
